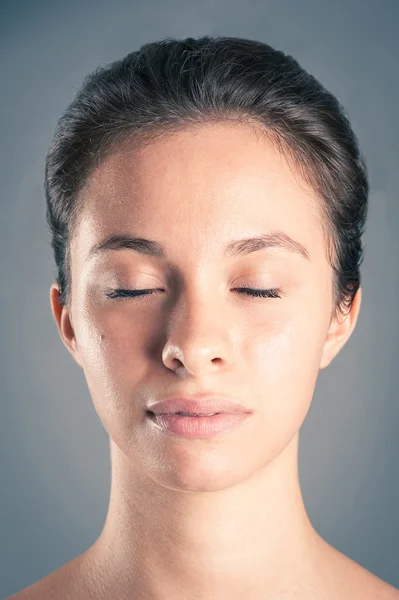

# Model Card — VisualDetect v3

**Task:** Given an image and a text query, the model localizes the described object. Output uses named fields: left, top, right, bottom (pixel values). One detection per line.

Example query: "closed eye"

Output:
left=105, top=287, right=282, bottom=299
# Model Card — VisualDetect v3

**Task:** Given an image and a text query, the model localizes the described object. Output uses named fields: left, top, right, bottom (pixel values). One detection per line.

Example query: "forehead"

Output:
left=72, top=122, right=325, bottom=266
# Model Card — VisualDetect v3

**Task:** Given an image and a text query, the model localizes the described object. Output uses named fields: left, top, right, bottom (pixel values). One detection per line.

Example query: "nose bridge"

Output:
left=162, top=272, right=234, bottom=373
left=170, top=277, right=226, bottom=341
left=168, top=256, right=223, bottom=310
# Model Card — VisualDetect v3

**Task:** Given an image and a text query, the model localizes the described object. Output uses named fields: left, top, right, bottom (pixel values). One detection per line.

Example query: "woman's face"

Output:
left=52, top=122, right=360, bottom=491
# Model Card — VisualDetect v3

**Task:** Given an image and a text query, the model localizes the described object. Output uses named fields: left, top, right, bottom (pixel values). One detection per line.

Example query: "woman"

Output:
left=9, top=36, right=399, bottom=599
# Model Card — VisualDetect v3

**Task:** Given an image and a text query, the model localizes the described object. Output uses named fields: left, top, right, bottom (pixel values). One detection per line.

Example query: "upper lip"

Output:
left=147, top=395, right=252, bottom=415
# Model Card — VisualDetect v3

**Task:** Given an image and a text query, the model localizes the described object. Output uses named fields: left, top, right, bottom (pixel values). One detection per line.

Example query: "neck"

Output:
left=85, top=432, right=327, bottom=599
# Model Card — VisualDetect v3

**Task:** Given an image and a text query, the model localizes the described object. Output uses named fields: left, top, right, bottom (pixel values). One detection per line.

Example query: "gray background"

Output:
left=1, top=0, right=398, bottom=596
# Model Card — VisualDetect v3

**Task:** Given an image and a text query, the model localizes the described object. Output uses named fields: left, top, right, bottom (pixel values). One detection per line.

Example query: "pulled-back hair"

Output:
left=45, top=35, right=368, bottom=320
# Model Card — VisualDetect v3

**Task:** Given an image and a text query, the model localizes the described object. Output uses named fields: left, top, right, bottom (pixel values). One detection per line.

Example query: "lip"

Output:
left=146, top=395, right=252, bottom=416
left=147, top=412, right=250, bottom=438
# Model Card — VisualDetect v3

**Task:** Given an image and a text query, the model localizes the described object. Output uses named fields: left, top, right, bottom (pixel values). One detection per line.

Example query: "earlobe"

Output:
left=319, top=287, right=362, bottom=370
left=49, top=283, right=83, bottom=368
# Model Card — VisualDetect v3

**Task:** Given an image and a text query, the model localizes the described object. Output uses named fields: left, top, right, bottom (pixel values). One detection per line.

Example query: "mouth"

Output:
left=146, top=410, right=250, bottom=438
left=169, top=411, right=221, bottom=416
left=147, top=411, right=222, bottom=417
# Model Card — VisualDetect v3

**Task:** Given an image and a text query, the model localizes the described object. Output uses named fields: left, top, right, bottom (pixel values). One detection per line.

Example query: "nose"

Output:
left=161, top=296, right=234, bottom=377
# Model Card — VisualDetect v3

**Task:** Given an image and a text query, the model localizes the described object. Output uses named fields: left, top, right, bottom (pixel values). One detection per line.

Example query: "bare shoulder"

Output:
left=6, top=574, right=60, bottom=600
left=325, top=543, right=399, bottom=600
left=346, top=565, right=399, bottom=600
left=6, top=542, right=399, bottom=600
left=5, top=552, right=95, bottom=600
left=355, top=569, right=399, bottom=600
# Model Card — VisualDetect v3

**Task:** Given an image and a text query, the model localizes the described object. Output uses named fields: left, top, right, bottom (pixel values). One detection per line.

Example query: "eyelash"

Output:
left=105, top=287, right=282, bottom=300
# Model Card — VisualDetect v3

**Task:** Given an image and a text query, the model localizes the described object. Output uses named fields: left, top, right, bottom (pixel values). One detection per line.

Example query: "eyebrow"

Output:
left=87, top=231, right=310, bottom=262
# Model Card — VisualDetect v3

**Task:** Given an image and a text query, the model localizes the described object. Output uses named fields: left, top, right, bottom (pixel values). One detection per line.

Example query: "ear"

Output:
left=49, top=283, right=83, bottom=369
left=319, top=287, right=362, bottom=370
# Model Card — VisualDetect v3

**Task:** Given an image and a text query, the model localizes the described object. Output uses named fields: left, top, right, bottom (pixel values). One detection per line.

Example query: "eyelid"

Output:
left=105, top=269, right=279, bottom=290
left=102, top=265, right=283, bottom=298
left=104, top=285, right=285, bottom=301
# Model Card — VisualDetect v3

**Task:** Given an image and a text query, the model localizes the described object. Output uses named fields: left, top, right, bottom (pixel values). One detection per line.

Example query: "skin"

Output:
left=9, top=122, right=399, bottom=599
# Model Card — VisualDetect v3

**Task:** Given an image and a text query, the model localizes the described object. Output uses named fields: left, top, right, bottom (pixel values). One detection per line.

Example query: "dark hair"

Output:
left=45, top=35, right=368, bottom=321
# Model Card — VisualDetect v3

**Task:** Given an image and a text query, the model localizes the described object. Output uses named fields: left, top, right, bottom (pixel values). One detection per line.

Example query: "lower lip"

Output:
left=147, top=412, right=251, bottom=438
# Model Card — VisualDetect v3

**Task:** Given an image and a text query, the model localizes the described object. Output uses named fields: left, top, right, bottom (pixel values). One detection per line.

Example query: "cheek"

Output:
left=73, top=318, right=138, bottom=442
left=73, top=302, right=153, bottom=411
left=247, top=307, right=327, bottom=452
left=255, top=314, right=324, bottom=382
